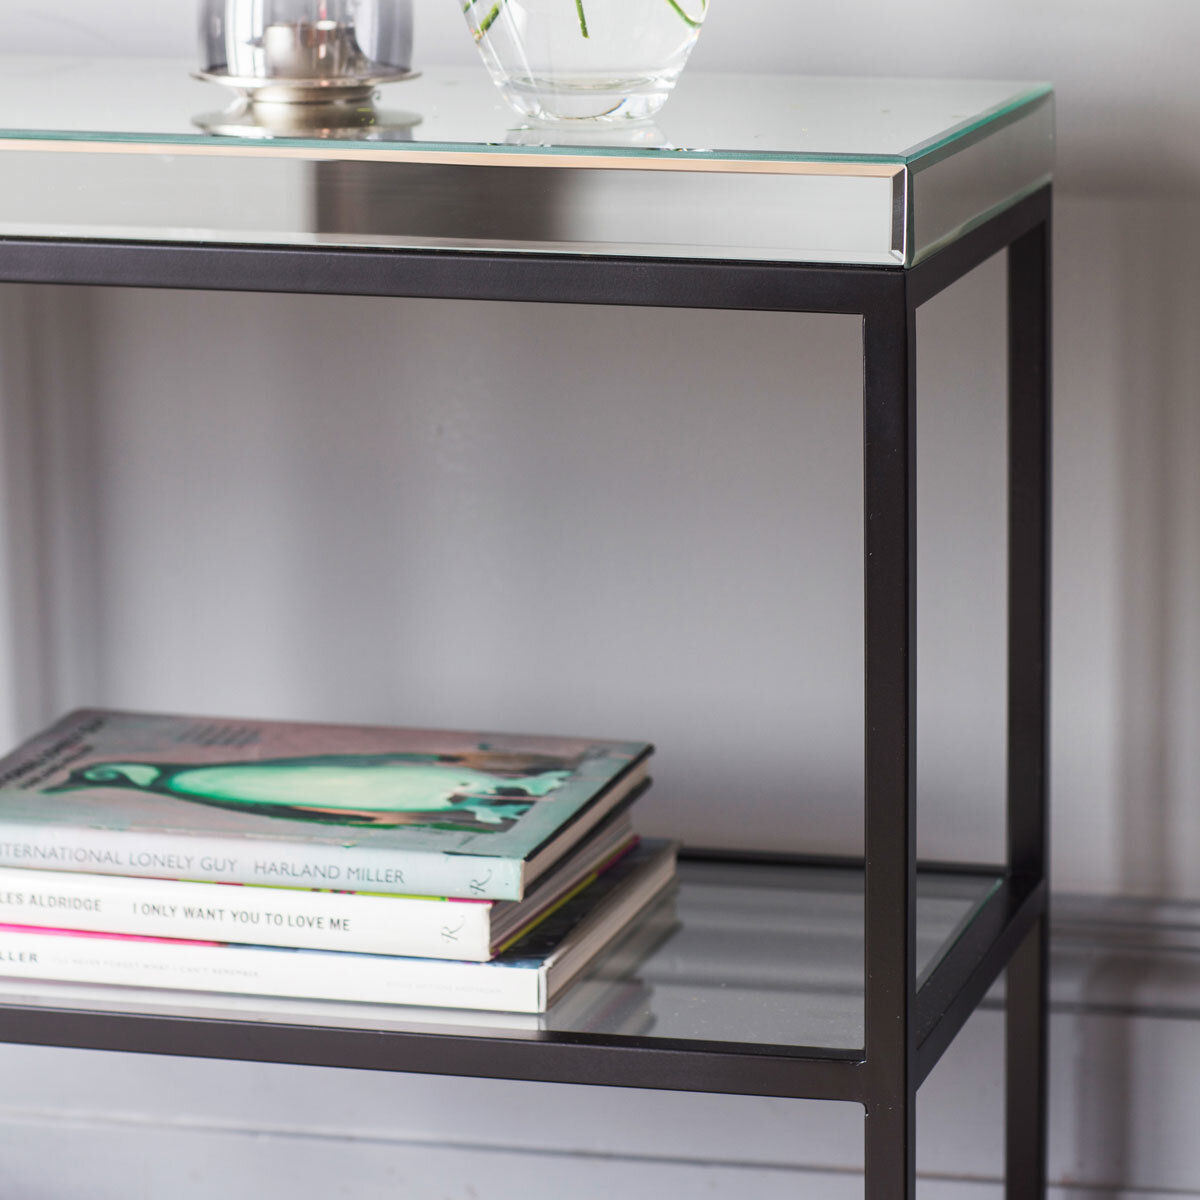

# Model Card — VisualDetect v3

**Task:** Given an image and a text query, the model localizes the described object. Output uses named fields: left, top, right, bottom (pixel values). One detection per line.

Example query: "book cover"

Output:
left=0, top=815, right=637, bottom=960
left=0, top=710, right=651, bottom=900
left=0, top=841, right=678, bottom=1013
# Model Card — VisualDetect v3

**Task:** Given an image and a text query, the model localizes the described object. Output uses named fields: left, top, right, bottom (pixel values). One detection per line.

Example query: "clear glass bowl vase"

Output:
left=461, top=0, right=708, bottom=123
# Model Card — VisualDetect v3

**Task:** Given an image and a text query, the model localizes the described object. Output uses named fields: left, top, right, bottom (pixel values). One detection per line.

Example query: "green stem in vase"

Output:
left=474, top=0, right=507, bottom=38
left=473, top=0, right=701, bottom=45
left=662, top=0, right=707, bottom=28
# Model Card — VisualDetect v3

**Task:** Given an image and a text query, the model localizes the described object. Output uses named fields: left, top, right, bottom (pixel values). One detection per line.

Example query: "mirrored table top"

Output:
left=0, top=57, right=1053, bottom=265
left=0, top=55, right=1047, bottom=164
left=0, top=859, right=999, bottom=1054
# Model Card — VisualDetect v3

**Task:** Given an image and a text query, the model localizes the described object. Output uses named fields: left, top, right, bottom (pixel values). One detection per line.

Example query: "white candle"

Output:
left=261, top=20, right=367, bottom=79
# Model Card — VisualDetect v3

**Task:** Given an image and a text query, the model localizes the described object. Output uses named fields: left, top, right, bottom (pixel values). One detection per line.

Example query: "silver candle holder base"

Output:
left=194, top=67, right=417, bottom=106
left=195, top=97, right=421, bottom=140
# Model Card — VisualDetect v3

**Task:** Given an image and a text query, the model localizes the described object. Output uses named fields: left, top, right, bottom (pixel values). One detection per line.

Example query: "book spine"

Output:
left=0, top=924, right=544, bottom=1012
left=0, top=867, right=496, bottom=960
left=0, top=824, right=524, bottom=900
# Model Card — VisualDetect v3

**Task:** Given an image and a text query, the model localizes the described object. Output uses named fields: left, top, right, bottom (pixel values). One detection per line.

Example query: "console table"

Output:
left=0, top=57, right=1052, bottom=1200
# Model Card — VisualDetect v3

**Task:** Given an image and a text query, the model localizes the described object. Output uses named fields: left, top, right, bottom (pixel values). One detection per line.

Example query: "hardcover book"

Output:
left=0, top=812, right=638, bottom=961
left=0, top=840, right=679, bottom=1013
left=0, top=710, right=652, bottom=901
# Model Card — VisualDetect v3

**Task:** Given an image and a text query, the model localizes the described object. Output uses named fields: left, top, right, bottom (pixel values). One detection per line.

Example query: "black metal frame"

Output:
left=0, top=183, right=1052, bottom=1198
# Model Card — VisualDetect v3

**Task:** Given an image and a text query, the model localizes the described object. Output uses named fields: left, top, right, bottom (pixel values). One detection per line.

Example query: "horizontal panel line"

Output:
left=917, top=1171, right=1200, bottom=1197
left=0, top=1105, right=864, bottom=1177
left=6, top=1109, right=1196, bottom=1197
left=979, top=999, right=1200, bottom=1024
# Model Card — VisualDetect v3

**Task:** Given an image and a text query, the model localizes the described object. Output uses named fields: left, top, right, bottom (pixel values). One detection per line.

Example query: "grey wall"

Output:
left=2, top=0, right=1198, bottom=899
left=1, top=1, right=1199, bottom=1195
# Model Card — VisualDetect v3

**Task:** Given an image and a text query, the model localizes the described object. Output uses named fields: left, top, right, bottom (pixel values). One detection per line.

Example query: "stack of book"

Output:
left=0, top=710, right=676, bottom=1015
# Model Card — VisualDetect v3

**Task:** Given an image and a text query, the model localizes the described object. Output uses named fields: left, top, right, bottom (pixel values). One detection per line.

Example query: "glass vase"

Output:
left=461, top=0, right=707, bottom=123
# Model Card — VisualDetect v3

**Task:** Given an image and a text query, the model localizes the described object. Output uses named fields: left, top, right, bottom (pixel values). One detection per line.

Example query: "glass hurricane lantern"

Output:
left=199, top=0, right=414, bottom=103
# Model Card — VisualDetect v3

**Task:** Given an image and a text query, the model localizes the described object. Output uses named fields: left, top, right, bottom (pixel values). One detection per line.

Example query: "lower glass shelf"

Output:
left=0, top=857, right=999, bottom=1057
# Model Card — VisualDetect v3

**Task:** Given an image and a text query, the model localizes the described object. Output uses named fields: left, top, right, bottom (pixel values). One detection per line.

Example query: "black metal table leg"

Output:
left=862, top=273, right=918, bottom=1199
left=1005, top=211, right=1052, bottom=1198
left=1007, top=915, right=1049, bottom=1196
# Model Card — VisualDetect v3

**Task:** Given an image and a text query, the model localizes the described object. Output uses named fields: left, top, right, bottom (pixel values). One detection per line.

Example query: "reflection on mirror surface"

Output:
left=505, top=121, right=669, bottom=148
left=194, top=97, right=421, bottom=140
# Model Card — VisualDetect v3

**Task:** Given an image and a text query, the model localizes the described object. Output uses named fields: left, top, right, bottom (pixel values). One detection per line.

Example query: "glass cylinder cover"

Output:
left=200, top=0, right=413, bottom=80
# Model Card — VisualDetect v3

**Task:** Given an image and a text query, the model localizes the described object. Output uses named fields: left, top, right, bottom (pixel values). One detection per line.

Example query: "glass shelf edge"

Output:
left=0, top=128, right=911, bottom=170
left=901, top=84, right=1053, bottom=165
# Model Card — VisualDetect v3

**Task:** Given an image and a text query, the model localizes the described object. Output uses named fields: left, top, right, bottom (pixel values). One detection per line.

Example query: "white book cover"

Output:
left=0, top=841, right=677, bottom=1013
left=0, top=818, right=636, bottom=960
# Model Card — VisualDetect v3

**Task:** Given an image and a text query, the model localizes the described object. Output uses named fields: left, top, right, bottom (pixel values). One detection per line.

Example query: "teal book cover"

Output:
left=0, top=710, right=651, bottom=900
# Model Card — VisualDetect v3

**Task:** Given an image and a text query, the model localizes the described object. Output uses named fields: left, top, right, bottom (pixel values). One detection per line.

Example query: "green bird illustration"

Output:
left=44, top=752, right=573, bottom=832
